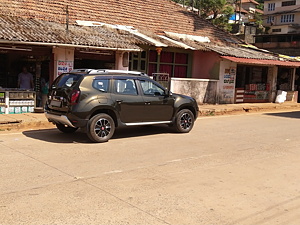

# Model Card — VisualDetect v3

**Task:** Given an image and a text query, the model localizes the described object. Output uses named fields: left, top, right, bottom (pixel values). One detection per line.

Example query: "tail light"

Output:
left=70, top=90, right=80, bottom=105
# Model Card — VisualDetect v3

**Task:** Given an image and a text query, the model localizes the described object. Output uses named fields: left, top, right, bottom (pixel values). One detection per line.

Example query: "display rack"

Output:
left=235, top=83, right=270, bottom=103
left=0, top=90, right=36, bottom=114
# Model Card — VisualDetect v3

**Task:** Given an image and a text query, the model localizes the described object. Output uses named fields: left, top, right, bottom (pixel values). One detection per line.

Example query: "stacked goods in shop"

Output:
left=257, top=83, right=265, bottom=91
left=246, top=83, right=270, bottom=91
left=249, top=84, right=257, bottom=91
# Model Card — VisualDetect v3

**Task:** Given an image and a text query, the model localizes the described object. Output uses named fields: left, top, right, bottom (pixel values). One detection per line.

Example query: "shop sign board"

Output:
left=220, top=67, right=236, bottom=103
left=57, top=61, right=73, bottom=77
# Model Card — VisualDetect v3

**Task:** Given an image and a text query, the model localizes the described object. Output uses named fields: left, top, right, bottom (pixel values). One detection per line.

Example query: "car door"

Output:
left=138, top=79, right=174, bottom=122
left=110, top=78, right=145, bottom=123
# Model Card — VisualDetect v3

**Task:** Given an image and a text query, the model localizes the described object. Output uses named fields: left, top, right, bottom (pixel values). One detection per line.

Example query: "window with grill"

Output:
left=282, top=0, right=296, bottom=6
left=272, top=29, right=282, bottom=32
left=267, top=16, right=275, bottom=24
left=148, top=51, right=189, bottom=78
left=268, top=3, right=275, bottom=11
left=281, top=14, right=295, bottom=23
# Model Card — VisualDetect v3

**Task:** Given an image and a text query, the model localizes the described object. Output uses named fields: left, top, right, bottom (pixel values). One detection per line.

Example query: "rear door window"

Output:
left=92, top=79, right=109, bottom=92
left=114, top=79, right=138, bottom=95
left=54, top=73, right=81, bottom=88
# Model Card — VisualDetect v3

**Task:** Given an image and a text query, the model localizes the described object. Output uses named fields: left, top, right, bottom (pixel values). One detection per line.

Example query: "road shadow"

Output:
left=22, top=125, right=173, bottom=143
left=264, top=110, right=300, bottom=119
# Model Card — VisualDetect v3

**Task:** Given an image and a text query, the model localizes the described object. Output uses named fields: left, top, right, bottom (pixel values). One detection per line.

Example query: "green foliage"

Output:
left=171, top=0, right=234, bottom=32
left=200, top=0, right=234, bottom=31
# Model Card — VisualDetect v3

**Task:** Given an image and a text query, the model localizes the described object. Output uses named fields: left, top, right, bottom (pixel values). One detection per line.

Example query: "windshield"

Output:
left=54, top=73, right=82, bottom=88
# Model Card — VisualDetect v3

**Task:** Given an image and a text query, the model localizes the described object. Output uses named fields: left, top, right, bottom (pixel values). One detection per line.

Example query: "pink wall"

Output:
left=192, top=51, right=221, bottom=79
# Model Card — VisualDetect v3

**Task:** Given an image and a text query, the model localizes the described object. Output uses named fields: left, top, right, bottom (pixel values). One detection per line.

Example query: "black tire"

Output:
left=87, top=113, right=115, bottom=143
left=174, top=109, right=195, bottom=133
left=56, top=124, right=78, bottom=133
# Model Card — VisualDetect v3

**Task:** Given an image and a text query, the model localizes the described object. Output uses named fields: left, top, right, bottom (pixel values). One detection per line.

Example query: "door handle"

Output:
left=116, top=100, right=123, bottom=104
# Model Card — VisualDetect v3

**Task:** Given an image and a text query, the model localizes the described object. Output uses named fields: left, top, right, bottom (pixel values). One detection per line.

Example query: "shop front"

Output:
left=277, top=67, right=299, bottom=102
left=0, top=45, right=52, bottom=114
left=219, top=56, right=300, bottom=104
left=235, top=65, right=270, bottom=103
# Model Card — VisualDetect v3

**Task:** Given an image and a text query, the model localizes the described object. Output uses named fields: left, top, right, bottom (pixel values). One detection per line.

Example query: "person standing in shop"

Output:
left=18, top=66, right=34, bottom=90
left=41, top=77, right=49, bottom=107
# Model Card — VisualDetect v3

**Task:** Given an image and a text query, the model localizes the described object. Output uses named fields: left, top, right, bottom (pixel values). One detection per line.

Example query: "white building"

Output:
left=264, top=0, right=300, bottom=34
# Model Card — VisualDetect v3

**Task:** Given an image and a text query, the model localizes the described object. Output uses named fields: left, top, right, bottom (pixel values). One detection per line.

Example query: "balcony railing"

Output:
left=255, top=41, right=300, bottom=48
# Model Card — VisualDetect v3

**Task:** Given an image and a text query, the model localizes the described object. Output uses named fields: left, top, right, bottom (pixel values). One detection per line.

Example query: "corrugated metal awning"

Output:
left=221, top=56, right=300, bottom=67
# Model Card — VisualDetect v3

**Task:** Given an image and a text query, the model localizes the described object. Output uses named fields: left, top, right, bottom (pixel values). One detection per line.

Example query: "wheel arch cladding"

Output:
left=90, top=109, right=118, bottom=127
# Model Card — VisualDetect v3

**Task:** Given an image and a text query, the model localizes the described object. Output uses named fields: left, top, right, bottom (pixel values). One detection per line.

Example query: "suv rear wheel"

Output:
left=174, top=109, right=195, bottom=133
left=87, top=113, right=115, bottom=143
left=56, top=124, right=78, bottom=133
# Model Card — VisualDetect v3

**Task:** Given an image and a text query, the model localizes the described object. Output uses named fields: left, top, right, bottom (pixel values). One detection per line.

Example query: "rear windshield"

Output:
left=54, top=73, right=81, bottom=88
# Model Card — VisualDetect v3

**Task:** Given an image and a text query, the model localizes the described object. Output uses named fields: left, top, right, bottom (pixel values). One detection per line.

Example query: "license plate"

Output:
left=50, top=100, right=62, bottom=107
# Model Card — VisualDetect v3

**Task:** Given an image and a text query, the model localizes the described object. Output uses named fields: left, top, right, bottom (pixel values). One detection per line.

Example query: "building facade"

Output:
left=0, top=0, right=299, bottom=114
left=255, top=0, right=300, bottom=56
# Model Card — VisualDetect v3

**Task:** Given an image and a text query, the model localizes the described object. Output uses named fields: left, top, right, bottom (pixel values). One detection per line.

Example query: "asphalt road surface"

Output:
left=1, top=110, right=300, bottom=225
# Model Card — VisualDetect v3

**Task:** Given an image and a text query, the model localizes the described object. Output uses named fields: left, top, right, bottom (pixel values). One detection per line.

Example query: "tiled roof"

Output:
left=204, top=45, right=281, bottom=60
left=0, top=0, right=294, bottom=62
left=0, top=15, right=142, bottom=50
left=235, top=6, right=249, bottom=14
left=0, top=0, right=244, bottom=46
left=255, top=9, right=264, bottom=14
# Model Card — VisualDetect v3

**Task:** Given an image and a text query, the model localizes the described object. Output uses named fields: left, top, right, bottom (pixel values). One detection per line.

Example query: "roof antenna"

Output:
left=66, top=5, right=69, bottom=34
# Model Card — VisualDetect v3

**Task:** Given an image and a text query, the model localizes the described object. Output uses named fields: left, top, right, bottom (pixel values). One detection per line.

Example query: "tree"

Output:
left=199, top=0, right=234, bottom=31
left=171, top=0, right=234, bottom=31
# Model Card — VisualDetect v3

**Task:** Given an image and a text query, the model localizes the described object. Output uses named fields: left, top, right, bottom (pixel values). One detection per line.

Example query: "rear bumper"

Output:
left=45, top=112, right=76, bottom=128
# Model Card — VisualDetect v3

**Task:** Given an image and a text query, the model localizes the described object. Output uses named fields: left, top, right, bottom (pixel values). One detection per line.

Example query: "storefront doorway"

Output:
left=277, top=67, right=293, bottom=91
left=0, top=45, right=52, bottom=113
left=235, top=65, right=270, bottom=103
left=0, top=46, right=51, bottom=89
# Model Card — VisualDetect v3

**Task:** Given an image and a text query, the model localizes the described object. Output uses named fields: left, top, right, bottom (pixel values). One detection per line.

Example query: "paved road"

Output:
left=1, top=110, right=300, bottom=224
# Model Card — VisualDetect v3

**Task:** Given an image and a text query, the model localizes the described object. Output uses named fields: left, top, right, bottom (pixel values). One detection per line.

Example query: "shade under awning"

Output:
left=221, top=56, right=300, bottom=67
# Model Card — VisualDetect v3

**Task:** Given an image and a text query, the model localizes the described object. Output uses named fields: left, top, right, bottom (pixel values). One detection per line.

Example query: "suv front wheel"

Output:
left=87, top=113, right=115, bottom=143
left=174, top=109, right=195, bottom=133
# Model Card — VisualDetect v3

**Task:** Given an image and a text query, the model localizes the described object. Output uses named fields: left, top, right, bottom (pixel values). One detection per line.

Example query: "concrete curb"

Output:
left=199, top=103, right=300, bottom=116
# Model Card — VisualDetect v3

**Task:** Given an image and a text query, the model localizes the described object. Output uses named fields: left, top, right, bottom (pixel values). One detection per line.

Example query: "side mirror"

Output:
left=163, top=90, right=172, bottom=97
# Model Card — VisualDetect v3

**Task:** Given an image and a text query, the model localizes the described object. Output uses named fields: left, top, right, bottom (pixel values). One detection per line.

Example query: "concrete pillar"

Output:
left=52, top=47, right=74, bottom=80
left=115, top=51, right=129, bottom=70
left=218, top=60, right=237, bottom=104
left=291, top=67, right=296, bottom=91
left=267, top=66, right=277, bottom=102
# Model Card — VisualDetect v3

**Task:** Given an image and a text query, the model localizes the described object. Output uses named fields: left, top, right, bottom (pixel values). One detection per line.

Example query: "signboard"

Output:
left=57, top=61, right=73, bottom=77
left=220, top=67, right=236, bottom=103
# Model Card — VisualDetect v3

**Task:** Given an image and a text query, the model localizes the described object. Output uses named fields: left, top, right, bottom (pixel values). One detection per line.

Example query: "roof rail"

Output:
left=69, top=69, right=148, bottom=76
left=88, top=69, right=148, bottom=76
left=70, top=69, right=94, bottom=73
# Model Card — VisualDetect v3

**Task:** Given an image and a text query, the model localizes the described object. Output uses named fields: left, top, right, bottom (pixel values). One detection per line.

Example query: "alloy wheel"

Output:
left=94, top=118, right=111, bottom=138
left=180, top=112, right=192, bottom=130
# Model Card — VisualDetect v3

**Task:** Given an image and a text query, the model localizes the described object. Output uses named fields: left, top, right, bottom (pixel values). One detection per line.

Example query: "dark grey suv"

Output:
left=45, top=69, right=198, bottom=142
